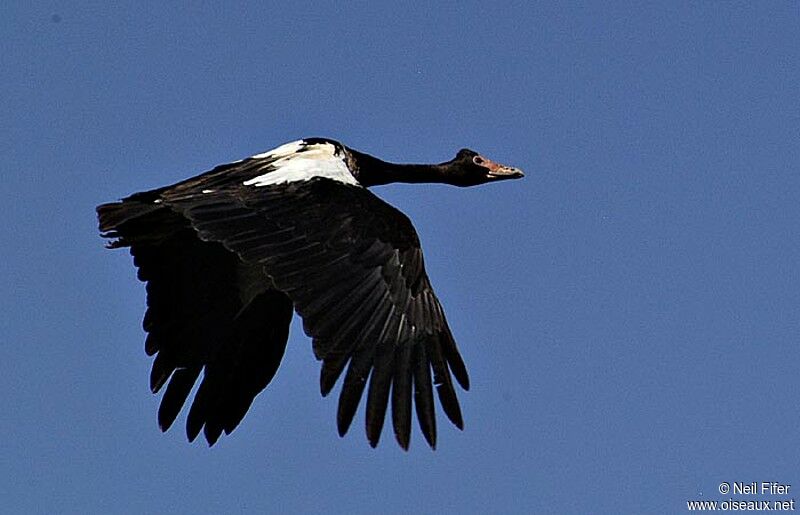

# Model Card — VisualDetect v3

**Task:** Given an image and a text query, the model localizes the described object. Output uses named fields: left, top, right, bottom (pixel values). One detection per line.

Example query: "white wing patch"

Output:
left=243, top=140, right=359, bottom=187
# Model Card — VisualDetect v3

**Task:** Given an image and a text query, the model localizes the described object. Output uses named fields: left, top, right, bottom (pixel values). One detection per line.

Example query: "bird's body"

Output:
left=98, top=137, right=522, bottom=449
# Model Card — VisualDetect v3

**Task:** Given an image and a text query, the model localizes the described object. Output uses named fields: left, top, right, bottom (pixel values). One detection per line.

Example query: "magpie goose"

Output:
left=97, top=137, right=523, bottom=449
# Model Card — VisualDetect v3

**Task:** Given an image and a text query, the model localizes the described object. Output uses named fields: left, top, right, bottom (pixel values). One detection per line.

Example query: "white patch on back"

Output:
left=249, top=140, right=305, bottom=160
left=243, top=140, right=359, bottom=187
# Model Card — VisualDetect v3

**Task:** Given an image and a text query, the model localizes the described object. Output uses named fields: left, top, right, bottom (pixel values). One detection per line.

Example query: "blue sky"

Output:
left=3, top=2, right=798, bottom=513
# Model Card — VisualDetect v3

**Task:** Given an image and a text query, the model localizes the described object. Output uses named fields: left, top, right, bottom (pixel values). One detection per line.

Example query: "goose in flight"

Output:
left=97, top=137, right=523, bottom=449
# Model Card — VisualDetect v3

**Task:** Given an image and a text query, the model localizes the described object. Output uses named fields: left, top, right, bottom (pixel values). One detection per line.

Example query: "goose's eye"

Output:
left=473, top=156, right=484, bottom=165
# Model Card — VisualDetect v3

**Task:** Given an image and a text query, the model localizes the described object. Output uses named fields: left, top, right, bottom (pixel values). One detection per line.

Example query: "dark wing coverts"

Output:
left=99, top=145, right=470, bottom=449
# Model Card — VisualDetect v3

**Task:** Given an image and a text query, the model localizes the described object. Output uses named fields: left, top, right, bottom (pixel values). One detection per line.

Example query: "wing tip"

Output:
left=424, top=433, right=437, bottom=450
left=394, top=430, right=410, bottom=451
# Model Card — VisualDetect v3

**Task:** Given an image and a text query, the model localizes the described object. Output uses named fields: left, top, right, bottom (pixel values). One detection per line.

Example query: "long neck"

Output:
left=350, top=149, right=449, bottom=187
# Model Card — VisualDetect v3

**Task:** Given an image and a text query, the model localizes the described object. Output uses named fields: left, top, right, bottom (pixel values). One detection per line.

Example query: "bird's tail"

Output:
left=97, top=193, right=186, bottom=249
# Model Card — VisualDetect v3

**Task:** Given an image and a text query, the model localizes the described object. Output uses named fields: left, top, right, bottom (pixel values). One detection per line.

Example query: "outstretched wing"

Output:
left=160, top=174, right=470, bottom=449
left=98, top=199, right=294, bottom=445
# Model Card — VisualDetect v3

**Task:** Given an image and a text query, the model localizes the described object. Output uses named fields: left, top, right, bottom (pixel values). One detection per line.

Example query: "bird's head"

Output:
left=444, top=149, right=524, bottom=187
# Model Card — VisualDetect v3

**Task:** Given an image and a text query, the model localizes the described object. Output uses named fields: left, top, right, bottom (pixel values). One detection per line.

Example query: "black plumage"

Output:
left=98, top=138, right=523, bottom=449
